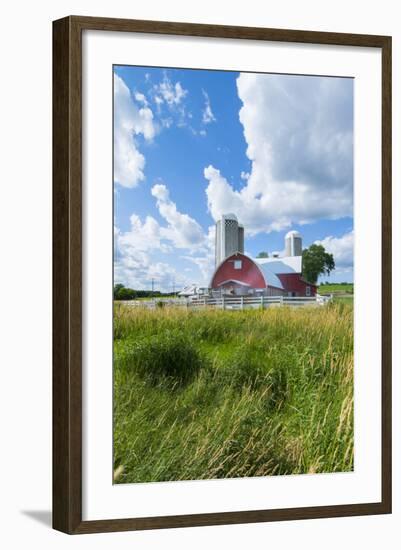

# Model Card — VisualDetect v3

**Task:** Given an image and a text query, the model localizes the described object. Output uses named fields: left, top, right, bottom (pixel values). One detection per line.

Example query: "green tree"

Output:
left=114, top=284, right=136, bottom=300
left=302, top=244, right=335, bottom=284
left=256, top=251, right=269, bottom=258
left=113, top=283, right=124, bottom=297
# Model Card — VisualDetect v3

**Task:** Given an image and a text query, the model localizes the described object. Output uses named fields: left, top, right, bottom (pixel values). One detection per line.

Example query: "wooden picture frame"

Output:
left=53, top=15, right=392, bottom=534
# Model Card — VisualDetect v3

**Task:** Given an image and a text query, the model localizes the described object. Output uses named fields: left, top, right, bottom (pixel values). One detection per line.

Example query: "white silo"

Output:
left=285, top=230, right=302, bottom=257
left=238, top=224, right=245, bottom=254
left=215, top=214, right=241, bottom=266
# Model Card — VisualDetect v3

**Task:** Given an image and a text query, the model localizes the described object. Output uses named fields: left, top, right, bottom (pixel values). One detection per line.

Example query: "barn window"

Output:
left=234, top=260, right=242, bottom=269
left=306, top=286, right=311, bottom=296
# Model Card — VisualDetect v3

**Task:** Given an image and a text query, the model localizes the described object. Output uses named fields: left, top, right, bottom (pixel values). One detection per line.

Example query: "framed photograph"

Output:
left=53, top=16, right=392, bottom=534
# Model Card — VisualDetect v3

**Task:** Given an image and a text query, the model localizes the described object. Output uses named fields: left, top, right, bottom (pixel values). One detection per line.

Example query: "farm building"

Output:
left=209, top=224, right=317, bottom=298
left=178, top=284, right=208, bottom=297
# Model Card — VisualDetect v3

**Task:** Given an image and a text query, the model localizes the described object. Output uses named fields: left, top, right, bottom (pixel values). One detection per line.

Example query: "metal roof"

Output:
left=255, top=255, right=302, bottom=274
left=209, top=253, right=302, bottom=291
left=178, top=284, right=199, bottom=296
left=256, top=264, right=284, bottom=289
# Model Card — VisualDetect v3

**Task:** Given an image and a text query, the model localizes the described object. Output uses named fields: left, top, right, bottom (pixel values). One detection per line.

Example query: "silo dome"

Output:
left=223, top=213, right=238, bottom=221
left=285, top=230, right=301, bottom=238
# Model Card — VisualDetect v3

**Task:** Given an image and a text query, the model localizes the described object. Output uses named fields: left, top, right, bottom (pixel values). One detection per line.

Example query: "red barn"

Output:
left=210, top=252, right=317, bottom=297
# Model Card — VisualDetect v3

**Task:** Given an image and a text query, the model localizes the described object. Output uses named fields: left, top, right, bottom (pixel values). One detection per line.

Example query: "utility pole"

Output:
left=173, top=278, right=175, bottom=297
left=151, top=277, right=154, bottom=299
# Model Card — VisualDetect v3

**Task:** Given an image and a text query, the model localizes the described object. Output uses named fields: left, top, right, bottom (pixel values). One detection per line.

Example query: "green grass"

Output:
left=333, top=296, right=354, bottom=304
left=126, top=294, right=177, bottom=302
left=318, top=283, right=354, bottom=294
left=113, top=303, right=353, bottom=483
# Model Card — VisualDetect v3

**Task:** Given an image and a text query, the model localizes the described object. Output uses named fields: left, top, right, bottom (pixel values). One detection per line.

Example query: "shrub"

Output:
left=121, top=331, right=205, bottom=386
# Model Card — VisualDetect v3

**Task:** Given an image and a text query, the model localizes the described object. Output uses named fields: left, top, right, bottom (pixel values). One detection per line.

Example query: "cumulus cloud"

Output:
left=117, top=214, right=170, bottom=253
left=114, top=245, right=183, bottom=292
left=151, top=183, right=205, bottom=248
left=134, top=91, right=148, bottom=105
left=114, top=183, right=215, bottom=291
left=205, top=73, right=353, bottom=234
left=151, top=183, right=170, bottom=202
left=114, top=215, right=184, bottom=292
left=315, top=230, right=354, bottom=269
left=181, top=225, right=216, bottom=282
left=202, top=90, right=216, bottom=124
left=114, top=74, right=156, bottom=188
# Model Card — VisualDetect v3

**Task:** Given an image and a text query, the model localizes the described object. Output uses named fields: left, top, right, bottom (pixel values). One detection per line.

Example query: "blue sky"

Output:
left=114, top=66, right=354, bottom=292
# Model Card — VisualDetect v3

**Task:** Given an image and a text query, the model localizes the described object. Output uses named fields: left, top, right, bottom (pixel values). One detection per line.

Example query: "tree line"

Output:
left=114, top=283, right=175, bottom=301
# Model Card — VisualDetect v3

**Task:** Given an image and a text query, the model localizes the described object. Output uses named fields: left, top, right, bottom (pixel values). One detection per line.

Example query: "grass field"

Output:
left=318, top=283, right=354, bottom=294
left=113, top=303, right=354, bottom=483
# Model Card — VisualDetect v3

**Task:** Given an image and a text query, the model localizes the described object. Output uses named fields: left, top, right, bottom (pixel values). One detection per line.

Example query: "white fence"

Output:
left=121, top=294, right=332, bottom=310
left=189, top=295, right=331, bottom=309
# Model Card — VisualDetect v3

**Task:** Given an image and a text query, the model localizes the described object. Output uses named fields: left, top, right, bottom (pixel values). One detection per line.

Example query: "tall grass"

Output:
left=114, top=303, right=353, bottom=483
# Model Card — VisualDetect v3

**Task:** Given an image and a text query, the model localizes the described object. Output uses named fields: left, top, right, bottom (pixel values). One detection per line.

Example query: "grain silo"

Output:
left=215, top=214, right=241, bottom=266
left=238, top=224, right=245, bottom=254
left=285, top=230, right=302, bottom=257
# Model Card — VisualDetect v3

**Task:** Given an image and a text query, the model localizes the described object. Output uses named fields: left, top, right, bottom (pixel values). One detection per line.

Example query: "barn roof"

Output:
left=209, top=252, right=302, bottom=291
left=255, top=255, right=302, bottom=274
left=256, top=264, right=284, bottom=290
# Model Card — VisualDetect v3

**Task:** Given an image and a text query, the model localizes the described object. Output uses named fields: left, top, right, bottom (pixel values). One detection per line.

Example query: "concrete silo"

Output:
left=215, top=214, right=243, bottom=266
left=285, top=230, right=303, bottom=257
left=238, top=224, right=245, bottom=254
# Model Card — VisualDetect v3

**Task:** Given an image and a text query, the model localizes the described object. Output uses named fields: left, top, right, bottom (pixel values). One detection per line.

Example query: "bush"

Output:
left=121, top=331, right=205, bottom=386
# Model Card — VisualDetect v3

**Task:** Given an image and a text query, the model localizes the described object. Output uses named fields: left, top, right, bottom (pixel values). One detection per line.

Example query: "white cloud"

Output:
left=114, top=74, right=157, bottom=188
left=114, top=247, right=184, bottom=292
left=315, top=230, right=354, bottom=269
left=114, top=216, right=185, bottom=292
left=153, top=74, right=187, bottom=107
left=151, top=183, right=170, bottom=202
left=134, top=91, right=148, bottom=105
left=181, top=225, right=216, bottom=283
left=117, top=214, right=170, bottom=253
left=114, top=184, right=215, bottom=291
left=148, top=73, right=193, bottom=131
left=205, top=73, right=353, bottom=234
left=161, top=117, right=173, bottom=128
left=202, top=90, right=216, bottom=124
left=151, top=183, right=205, bottom=248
